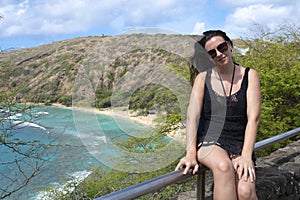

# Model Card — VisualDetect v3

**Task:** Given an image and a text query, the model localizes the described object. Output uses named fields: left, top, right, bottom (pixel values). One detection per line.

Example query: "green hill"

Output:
left=0, top=34, right=204, bottom=108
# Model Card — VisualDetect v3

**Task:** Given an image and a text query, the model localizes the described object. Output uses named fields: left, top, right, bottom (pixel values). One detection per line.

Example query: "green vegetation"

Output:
left=234, top=24, right=300, bottom=156
left=43, top=162, right=195, bottom=200
left=57, top=95, right=72, bottom=107
left=128, top=84, right=180, bottom=115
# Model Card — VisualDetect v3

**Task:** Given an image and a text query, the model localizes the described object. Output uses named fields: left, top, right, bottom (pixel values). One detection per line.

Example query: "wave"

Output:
left=3, top=112, right=22, bottom=120
left=34, top=111, right=49, bottom=117
left=34, top=170, right=92, bottom=200
left=4, top=111, right=48, bottom=121
left=96, top=136, right=108, bottom=143
left=13, top=120, right=49, bottom=133
left=5, top=115, right=19, bottom=120
left=3, top=112, right=49, bottom=133
left=36, top=111, right=49, bottom=115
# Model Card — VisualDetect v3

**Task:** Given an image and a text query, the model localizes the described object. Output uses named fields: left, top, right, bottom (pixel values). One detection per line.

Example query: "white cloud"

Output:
left=0, top=0, right=203, bottom=38
left=192, top=22, right=206, bottom=35
left=0, top=1, right=106, bottom=36
left=1, top=0, right=298, bottom=48
left=217, top=0, right=286, bottom=7
left=224, top=3, right=298, bottom=39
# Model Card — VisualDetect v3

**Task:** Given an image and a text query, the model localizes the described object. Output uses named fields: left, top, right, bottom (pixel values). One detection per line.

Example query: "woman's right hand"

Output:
left=175, top=156, right=199, bottom=175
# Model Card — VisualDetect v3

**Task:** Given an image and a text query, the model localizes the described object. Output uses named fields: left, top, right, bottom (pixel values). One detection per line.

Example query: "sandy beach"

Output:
left=51, top=103, right=156, bottom=127
left=50, top=103, right=185, bottom=143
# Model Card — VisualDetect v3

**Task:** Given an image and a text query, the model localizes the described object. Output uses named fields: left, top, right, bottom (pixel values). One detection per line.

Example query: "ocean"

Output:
left=0, top=105, right=169, bottom=199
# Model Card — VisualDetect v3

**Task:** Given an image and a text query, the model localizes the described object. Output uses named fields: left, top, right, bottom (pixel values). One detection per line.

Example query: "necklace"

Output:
left=228, top=64, right=236, bottom=97
left=217, top=64, right=236, bottom=105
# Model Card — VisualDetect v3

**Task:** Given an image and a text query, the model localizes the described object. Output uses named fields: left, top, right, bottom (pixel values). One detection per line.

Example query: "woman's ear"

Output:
left=227, top=42, right=233, bottom=52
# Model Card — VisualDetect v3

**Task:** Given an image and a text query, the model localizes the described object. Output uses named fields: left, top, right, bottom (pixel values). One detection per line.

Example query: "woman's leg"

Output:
left=236, top=176, right=257, bottom=200
left=197, top=145, right=237, bottom=200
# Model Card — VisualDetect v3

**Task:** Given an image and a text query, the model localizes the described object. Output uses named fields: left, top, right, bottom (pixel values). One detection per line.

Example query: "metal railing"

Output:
left=95, top=127, right=300, bottom=200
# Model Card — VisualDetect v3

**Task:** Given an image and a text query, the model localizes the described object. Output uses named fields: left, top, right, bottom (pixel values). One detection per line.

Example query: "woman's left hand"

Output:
left=232, top=156, right=256, bottom=182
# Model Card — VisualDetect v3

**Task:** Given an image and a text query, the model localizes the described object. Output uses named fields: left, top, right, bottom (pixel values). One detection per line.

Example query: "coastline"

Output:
left=51, top=103, right=156, bottom=127
left=50, top=103, right=185, bottom=143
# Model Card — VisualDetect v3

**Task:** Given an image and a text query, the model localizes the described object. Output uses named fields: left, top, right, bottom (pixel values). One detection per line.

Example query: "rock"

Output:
left=175, top=140, right=300, bottom=200
left=255, top=140, right=300, bottom=200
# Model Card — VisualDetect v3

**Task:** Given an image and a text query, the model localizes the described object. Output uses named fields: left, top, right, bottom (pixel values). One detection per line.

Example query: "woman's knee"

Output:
left=199, top=156, right=233, bottom=175
left=215, top=159, right=233, bottom=174
left=198, top=146, right=234, bottom=174
left=238, top=182, right=257, bottom=200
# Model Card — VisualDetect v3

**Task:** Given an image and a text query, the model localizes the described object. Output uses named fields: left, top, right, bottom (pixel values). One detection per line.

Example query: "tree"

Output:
left=0, top=91, right=50, bottom=199
left=235, top=22, right=300, bottom=155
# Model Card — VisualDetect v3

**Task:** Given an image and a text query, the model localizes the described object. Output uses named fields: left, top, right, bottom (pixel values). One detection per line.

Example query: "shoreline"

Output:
left=50, top=103, right=156, bottom=127
left=50, top=103, right=186, bottom=143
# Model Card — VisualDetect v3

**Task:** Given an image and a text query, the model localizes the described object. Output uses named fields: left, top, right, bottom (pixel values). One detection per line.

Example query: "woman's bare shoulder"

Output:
left=194, top=70, right=207, bottom=82
left=238, top=65, right=259, bottom=78
left=192, top=70, right=207, bottom=90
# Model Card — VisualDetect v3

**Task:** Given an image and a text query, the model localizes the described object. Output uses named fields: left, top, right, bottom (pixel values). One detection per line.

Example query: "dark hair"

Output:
left=198, top=30, right=233, bottom=48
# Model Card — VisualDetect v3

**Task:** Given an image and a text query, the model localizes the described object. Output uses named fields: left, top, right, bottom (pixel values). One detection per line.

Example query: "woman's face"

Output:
left=204, top=36, right=232, bottom=66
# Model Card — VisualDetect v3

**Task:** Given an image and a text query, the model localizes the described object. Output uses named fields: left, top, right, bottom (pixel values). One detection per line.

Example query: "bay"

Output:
left=0, top=106, right=152, bottom=199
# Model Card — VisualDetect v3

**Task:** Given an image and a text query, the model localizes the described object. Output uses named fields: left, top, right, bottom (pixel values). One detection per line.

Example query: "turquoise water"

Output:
left=0, top=106, right=155, bottom=199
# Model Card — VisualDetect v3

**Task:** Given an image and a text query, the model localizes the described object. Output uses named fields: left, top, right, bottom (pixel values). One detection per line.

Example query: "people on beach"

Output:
left=175, top=30, right=261, bottom=200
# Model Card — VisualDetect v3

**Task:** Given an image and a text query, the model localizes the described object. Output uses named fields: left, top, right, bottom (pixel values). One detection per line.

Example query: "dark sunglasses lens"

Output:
left=217, top=42, right=228, bottom=53
left=207, top=42, right=228, bottom=58
left=208, top=49, right=216, bottom=58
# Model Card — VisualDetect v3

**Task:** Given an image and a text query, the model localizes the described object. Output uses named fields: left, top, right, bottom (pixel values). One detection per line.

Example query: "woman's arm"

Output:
left=175, top=72, right=206, bottom=174
left=234, top=68, right=261, bottom=182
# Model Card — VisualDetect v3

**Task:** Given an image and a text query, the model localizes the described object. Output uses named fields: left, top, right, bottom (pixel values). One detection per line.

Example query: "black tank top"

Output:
left=197, top=67, right=250, bottom=155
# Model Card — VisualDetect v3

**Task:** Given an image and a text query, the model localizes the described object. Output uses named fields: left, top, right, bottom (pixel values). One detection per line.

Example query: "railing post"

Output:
left=197, top=169, right=206, bottom=200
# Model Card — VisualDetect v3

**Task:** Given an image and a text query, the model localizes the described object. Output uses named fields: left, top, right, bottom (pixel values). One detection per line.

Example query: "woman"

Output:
left=175, top=30, right=261, bottom=200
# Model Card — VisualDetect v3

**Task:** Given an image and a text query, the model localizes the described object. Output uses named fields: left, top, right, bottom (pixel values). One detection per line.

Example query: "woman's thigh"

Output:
left=197, top=145, right=233, bottom=172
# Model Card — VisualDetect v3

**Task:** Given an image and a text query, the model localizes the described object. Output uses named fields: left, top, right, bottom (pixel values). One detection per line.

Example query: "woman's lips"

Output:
left=217, top=56, right=227, bottom=63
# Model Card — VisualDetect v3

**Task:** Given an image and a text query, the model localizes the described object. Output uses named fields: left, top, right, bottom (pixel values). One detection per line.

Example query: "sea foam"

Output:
left=34, top=170, right=92, bottom=200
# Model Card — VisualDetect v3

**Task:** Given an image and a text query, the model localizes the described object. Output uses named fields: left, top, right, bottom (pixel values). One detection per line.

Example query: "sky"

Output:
left=0, top=0, right=299, bottom=50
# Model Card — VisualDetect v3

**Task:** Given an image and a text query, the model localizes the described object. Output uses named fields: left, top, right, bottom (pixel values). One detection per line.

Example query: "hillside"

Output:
left=0, top=34, right=209, bottom=109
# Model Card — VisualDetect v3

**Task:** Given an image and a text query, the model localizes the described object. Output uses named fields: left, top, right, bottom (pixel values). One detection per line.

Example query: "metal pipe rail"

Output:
left=95, top=127, right=300, bottom=200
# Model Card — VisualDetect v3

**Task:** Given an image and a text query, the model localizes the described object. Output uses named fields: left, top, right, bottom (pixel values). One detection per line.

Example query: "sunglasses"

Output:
left=207, top=41, right=229, bottom=58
